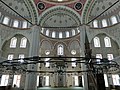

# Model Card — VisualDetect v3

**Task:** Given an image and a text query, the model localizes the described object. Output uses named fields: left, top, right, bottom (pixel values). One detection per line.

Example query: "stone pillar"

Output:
left=24, top=25, right=40, bottom=90
left=79, top=25, right=88, bottom=90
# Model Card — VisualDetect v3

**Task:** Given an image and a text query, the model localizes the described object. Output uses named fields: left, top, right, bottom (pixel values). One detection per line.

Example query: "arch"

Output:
left=68, top=40, right=81, bottom=54
left=39, top=5, right=81, bottom=27
left=40, top=40, right=53, bottom=51
left=90, top=32, right=120, bottom=49
left=1, top=33, right=30, bottom=50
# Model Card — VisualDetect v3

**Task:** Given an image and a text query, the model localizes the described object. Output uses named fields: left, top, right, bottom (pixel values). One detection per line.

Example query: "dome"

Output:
left=0, top=0, right=120, bottom=35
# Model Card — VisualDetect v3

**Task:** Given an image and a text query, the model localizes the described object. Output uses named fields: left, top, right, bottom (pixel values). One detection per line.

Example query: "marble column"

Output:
left=24, top=25, right=40, bottom=90
left=79, top=25, right=88, bottom=90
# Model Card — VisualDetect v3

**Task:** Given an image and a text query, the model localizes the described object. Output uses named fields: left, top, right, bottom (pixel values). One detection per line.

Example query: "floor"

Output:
left=37, top=87, right=84, bottom=90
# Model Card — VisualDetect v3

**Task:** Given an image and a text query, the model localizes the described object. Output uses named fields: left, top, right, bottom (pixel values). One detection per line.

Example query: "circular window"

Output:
left=37, top=2, right=45, bottom=10
left=45, top=50, right=50, bottom=55
left=74, top=2, right=82, bottom=10
left=71, top=50, right=76, bottom=55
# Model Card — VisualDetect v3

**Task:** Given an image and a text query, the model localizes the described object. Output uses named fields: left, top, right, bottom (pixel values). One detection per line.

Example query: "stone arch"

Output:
left=1, top=33, right=30, bottom=50
left=39, top=5, right=81, bottom=27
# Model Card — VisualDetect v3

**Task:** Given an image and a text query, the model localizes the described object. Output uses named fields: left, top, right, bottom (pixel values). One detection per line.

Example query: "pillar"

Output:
left=79, top=25, right=89, bottom=90
left=24, top=25, right=40, bottom=90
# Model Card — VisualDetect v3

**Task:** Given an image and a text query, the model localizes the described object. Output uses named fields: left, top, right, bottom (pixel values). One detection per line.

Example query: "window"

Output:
left=52, top=32, right=55, bottom=38
left=13, top=20, right=19, bottom=27
left=93, top=37, right=100, bottom=47
left=71, top=58, right=76, bottom=67
left=73, top=76, right=79, bottom=86
left=44, top=76, right=49, bottom=86
left=0, top=75, right=9, bottom=86
left=112, top=74, right=120, bottom=86
left=107, top=54, right=113, bottom=60
left=111, top=16, right=118, bottom=25
left=96, top=54, right=102, bottom=62
left=8, top=54, right=14, bottom=60
left=46, top=30, right=49, bottom=36
left=41, top=28, right=44, bottom=33
left=66, top=31, right=69, bottom=37
left=10, top=37, right=17, bottom=48
left=57, top=44, right=64, bottom=55
left=93, top=20, right=98, bottom=27
left=72, top=29, right=75, bottom=36
left=18, top=54, right=24, bottom=58
left=59, top=32, right=62, bottom=38
left=13, top=75, right=21, bottom=87
left=3, top=17, right=9, bottom=25
left=104, top=37, right=111, bottom=47
left=104, top=74, right=109, bottom=87
left=37, top=76, right=39, bottom=86
left=20, top=37, right=27, bottom=48
left=22, top=21, right=27, bottom=28
left=45, top=58, right=50, bottom=67
left=102, top=19, right=108, bottom=27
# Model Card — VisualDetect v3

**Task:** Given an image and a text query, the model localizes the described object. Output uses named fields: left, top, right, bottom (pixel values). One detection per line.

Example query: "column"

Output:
left=24, top=25, right=40, bottom=90
left=79, top=25, right=88, bottom=90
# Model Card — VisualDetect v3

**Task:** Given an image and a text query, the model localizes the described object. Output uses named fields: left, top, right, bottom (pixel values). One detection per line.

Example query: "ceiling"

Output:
left=0, top=0, right=120, bottom=28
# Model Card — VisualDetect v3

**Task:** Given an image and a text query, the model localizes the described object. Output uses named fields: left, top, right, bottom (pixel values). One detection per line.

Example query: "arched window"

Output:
left=111, top=16, right=118, bottom=25
left=93, top=20, right=98, bottom=27
left=13, top=20, right=19, bottom=27
left=59, top=32, right=62, bottom=38
left=10, top=37, right=17, bottom=48
left=72, top=29, right=75, bottom=36
left=104, top=37, right=111, bottom=47
left=57, top=44, right=64, bottom=55
left=22, top=21, right=27, bottom=28
left=3, top=17, right=9, bottom=25
left=102, top=19, right=108, bottom=27
left=46, top=30, right=49, bottom=36
left=52, top=32, right=55, bottom=38
left=66, top=31, right=69, bottom=37
left=20, top=37, right=27, bottom=48
left=93, top=37, right=100, bottom=47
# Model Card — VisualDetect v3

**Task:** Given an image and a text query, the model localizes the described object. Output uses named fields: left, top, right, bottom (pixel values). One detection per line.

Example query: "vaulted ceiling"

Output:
left=0, top=0, right=120, bottom=28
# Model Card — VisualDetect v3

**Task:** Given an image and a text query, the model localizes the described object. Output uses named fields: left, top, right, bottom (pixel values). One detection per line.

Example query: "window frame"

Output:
left=93, top=37, right=101, bottom=47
